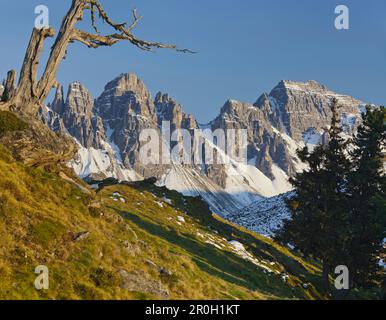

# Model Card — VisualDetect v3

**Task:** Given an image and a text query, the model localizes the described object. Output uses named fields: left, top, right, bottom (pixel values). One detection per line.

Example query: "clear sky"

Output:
left=0, top=0, right=385, bottom=122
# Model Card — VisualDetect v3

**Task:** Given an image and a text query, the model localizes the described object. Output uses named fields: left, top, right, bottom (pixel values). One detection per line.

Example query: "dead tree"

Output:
left=0, top=0, right=192, bottom=115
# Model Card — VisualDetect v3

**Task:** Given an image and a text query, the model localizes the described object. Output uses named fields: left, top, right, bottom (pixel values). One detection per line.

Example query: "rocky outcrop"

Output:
left=0, top=117, right=76, bottom=167
left=119, top=270, right=169, bottom=299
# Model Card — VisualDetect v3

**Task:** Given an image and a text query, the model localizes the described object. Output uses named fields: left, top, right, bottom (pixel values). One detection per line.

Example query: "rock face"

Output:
left=210, top=99, right=298, bottom=179
left=155, top=92, right=198, bottom=130
left=59, top=82, right=106, bottom=149
left=42, top=74, right=364, bottom=216
left=50, top=84, right=65, bottom=114
left=95, top=73, right=163, bottom=178
left=0, top=85, right=4, bottom=100
left=41, top=79, right=141, bottom=182
left=254, top=80, right=363, bottom=140
left=41, top=83, right=106, bottom=150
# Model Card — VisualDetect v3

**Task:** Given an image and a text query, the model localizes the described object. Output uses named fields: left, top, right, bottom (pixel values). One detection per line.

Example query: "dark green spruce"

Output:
left=277, top=99, right=353, bottom=292
left=346, top=106, right=386, bottom=287
left=278, top=102, right=386, bottom=296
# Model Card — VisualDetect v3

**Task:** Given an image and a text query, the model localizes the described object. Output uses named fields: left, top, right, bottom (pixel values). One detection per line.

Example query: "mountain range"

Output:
left=39, top=73, right=365, bottom=218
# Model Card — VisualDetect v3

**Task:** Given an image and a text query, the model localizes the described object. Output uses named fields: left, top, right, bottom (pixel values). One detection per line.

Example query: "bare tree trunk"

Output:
left=16, top=28, right=55, bottom=106
left=36, top=0, right=85, bottom=102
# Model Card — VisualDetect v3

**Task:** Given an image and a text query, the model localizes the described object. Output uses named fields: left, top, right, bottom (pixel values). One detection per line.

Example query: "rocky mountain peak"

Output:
left=211, top=97, right=296, bottom=180
left=219, top=99, right=255, bottom=116
left=104, top=73, right=150, bottom=100
left=254, top=80, right=363, bottom=140
left=155, top=91, right=197, bottom=130
left=155, top=91, right=180, bottom=112
left=64, top=82, right=95, bottom=116
left=155, top=91, right=171, bottom=104
left=50, top=84, right=65, bottom=115
left=95, top=73, right=156, bottom=123
left=275, top=80, right=328, bottom=93
left=46, top=82, right=105, bottom=150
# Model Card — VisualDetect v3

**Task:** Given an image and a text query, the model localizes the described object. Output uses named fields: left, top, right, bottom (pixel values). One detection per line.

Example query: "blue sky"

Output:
left=0, top=0, right=385, bottom=122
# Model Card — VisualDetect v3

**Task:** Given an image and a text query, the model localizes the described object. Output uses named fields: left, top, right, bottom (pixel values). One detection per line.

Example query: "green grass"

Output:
left=100, top=182, right=328, bottom=300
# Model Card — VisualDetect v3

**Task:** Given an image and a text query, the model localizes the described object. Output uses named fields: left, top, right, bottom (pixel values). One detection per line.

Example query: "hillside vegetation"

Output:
left=0, top=112, right=376, bottom=300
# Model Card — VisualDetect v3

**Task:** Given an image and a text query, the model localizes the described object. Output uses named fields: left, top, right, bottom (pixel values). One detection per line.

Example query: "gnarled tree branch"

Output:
left=71, top=29, right=119, bottom=48
left=84, top=0, right=194, bottom=53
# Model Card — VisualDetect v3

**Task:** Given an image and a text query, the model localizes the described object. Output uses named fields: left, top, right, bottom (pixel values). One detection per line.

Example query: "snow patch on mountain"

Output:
left=158, top=163, right=292, bottom=217
left=227, top=192, right=293, bottom=238
left=69, top=141, right=141, bottom=182
left=302, top=128, right=323, bottom=151
left=226, top=161, right=292, bottom=199
left=157, top=165, right=258, bottom=216
left=157, top=129, right=294, bottom=216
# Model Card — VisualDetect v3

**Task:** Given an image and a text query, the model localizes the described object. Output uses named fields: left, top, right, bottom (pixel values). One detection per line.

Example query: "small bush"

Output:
left=90, top=267, right=120, bottom=288
left=74, top=283, right=102, bottom=300
left=160, top=272, right=180, bottom=289
left=0, top=111, right=28, bottom=136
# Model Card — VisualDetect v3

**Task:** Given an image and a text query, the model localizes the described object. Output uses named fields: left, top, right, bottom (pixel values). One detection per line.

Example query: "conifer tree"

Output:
left=346, top=106, right=386, bottom=287
left=277, top=99, right=352, bottom=290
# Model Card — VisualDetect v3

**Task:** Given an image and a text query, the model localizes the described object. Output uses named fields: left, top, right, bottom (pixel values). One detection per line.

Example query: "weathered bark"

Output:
left=37, top=0, right=86, bottom=103
left=16, top=28, right=55, bottom=104
left=0, top=0, right=190, bottom=115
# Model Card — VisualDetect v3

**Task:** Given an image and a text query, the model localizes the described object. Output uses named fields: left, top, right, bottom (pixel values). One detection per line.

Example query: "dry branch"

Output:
left=85, top=0, right=194, bottom=53
left=71, top=29, right=120, bottom=48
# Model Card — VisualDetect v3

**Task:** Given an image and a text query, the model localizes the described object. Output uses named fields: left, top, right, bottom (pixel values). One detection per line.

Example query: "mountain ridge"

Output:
left=40, top=73, right=365, bottom=216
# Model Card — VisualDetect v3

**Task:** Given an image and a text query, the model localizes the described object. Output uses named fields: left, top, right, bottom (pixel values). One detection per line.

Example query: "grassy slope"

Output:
left=0, top=141, right=332, bottom=300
